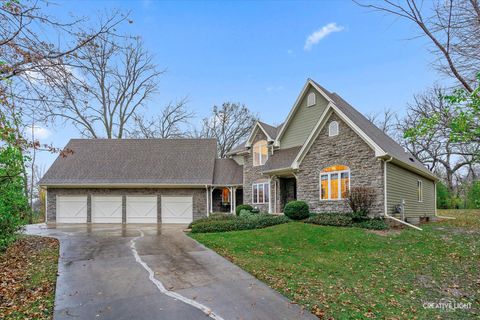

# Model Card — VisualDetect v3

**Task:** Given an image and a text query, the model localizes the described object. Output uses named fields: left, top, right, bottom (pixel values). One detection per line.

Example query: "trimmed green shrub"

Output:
left=305, top=212, right=389, bottom=230
left=188, top=213, right=234, bottom=228
left=190, top=214, right=290, bottom=233
left=305, top=213, right=353, bottom=227
left=251, top=207, right=260, bottom=214
left=239, top=209, right=254, bottom=217
left=235, top=204, right=253, bottom=216
left=355, top=218, right=389, bottom=230
left=284, top=200, right=310, bottom=220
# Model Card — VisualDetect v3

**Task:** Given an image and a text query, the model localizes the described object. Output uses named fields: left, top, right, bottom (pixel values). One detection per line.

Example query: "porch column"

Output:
left=232, top=187, right=236, bottom=214
left=210, top=187, right=215, bottom=214
left=205, top=186, right=210, bottom=217
left=268, top=178, right=272, bottom=214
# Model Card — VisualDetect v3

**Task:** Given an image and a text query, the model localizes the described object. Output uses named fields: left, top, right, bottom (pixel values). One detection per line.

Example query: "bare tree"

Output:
left=39, top=34, right=163, bottom=138
left=367, top=108, right=398, bottom=137
left=130, top=99, right=194, bottom=138
left=199, top=102, right=257, bottom=158
left=356, top=0, right=480, bottom=92
left=397, top=86, right=479, bottom=193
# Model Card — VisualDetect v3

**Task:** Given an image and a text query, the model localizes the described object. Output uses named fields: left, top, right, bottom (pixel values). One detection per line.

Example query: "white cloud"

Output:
left=25, top=125, right=51, bottom=140
left=304, top=23, right=344, bottom=51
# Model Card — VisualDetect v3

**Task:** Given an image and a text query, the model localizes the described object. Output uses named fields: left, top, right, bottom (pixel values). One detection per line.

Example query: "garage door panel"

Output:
left=162, top=196, right=193, bottom=224
left=127, top=196, right=157, bottom=223
left=92, top=196, right=122, bottom=223
left=57, top=196, right=87, bottom=223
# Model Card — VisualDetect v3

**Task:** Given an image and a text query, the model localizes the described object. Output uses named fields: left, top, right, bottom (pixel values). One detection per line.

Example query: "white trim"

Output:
left=205, top=186, right=210, bottom=217
left=417, top=180, right=423, bottom=202
left=245, top=121, right=274, bottom=148
left=268, top=178, right=272, bottom=213
left=40, top=183, right=209, bottom=188
left=434, top=182, right=437, bottom=215
left=319, top=167, right=350, bottom=201
left=252, top=139, right=268, bottom=166
left=275, top=79, right=334, bottom=146
left=292, top=104, right=386, bottom=169
left=252, top=182, right=269, bottom=205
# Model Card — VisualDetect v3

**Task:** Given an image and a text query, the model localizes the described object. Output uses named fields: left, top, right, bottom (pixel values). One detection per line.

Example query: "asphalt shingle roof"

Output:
left=213, top=159, right=243, bottom=185
left=263, top=146, right=302, bottom=172
left=40, top=139, right=217, bottom=185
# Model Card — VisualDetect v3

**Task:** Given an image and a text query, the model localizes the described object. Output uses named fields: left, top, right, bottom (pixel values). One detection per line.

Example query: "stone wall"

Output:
left=243, top=129, right=272, bottom=212
left=296, top=113, right=384, bottom=216
left=46, top=187, right=207, bottom=223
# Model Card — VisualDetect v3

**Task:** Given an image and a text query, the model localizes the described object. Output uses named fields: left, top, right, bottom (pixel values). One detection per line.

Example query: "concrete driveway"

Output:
left=25, top=224, right=314, bottom=320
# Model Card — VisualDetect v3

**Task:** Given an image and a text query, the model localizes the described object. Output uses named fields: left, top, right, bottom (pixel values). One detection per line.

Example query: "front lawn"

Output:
left=0, top=236, right=59, bottom=320
left=191, top=210, right=480, bottom=319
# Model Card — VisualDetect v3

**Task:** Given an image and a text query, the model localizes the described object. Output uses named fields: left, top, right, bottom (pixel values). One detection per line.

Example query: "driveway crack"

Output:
left=129, top=230, right=224, bottom=320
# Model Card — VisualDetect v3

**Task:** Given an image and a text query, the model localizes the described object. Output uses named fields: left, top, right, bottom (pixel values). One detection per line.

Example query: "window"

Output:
left=253, top=140, right=268, bottom=166
left=307, top=92, right=316, bottom=107
left=417, top=180, right=423, bottom=202
left=320, top=165, right=350, bottom=200
left=222, top=188, right=230, bottom=204
left=329, top=121, right=339, bottom=137
left=252, top=182, right=270, bottom=204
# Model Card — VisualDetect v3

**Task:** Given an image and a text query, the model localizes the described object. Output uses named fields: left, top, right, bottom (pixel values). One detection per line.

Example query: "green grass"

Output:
left=191, top=210, right=480, bottom=319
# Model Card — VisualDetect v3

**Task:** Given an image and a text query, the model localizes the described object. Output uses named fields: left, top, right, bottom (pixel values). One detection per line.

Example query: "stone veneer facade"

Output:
left=296, top=113, right=384, bottom=216
left=242, top=129, right=272, bottom=213
left=46, top=187, right=207, bottom=223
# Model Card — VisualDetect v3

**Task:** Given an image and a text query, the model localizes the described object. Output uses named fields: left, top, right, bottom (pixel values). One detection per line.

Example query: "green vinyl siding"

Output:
left=280, top=86, right=329, bottom=149
left=386, top=162, right=435, bottom=217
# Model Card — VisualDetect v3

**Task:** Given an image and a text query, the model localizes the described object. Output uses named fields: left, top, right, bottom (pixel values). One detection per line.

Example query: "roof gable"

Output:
left=274, top=79, right=333, bottom=147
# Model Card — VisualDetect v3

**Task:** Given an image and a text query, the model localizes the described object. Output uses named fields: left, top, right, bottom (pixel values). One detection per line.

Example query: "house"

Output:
left=40, top=79, right=437, bottom=225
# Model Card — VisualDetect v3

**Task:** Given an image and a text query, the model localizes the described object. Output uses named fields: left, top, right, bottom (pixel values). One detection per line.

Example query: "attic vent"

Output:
left=329, top=121, right=339, bottom=137
left=307, top=92, right=316, bottom=107
left=409, top=157, right=415, bottom=162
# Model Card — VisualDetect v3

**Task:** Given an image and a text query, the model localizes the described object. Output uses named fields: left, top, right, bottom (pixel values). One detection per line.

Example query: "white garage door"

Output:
left=57, top=196, right=87, bottom=223
left=126, top=196, right=157, bottom=223
left=92, top=196, right=123, bottom=223
left=161, top=196, right=193, bottom=224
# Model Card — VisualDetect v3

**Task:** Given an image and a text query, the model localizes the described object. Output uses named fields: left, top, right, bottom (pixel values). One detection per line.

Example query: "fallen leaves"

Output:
left=0, top=236, right=59, bottom=320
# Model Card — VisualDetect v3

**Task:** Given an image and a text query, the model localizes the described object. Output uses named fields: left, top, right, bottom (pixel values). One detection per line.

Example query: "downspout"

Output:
left=383, top=157, right=423, bottom=231
left=433, top=181, right=456, bottom=220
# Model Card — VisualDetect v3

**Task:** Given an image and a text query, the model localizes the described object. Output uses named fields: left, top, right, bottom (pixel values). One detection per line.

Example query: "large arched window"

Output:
left=253, top=140, right=268, bottom=166
left=320, top=165, right=350, bottom=200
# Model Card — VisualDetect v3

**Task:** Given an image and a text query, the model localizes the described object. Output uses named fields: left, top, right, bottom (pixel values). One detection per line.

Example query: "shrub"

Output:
left=436, top=181, right=451, bottom=209
left=235, top=204, right=253, bottom=216
left=347, top=187, right=376, bottom=216
left=190, top=214, right=290, bottom=233
left=188, top=213, right=234, bottom=228
left=354, top=218, right=389, bottom=230
left=467, top=181, right=480, bottom=209
left=305, top=213, right=353, bottom=227
left=239, top=209, right=254, bottom=217
left=349, top=211, right=368, bottom=222
left=284, top=200, right=310, bottom=220
left=305, top=212, right=389, bottom=230
left=251, top=207, right=260, bottom=214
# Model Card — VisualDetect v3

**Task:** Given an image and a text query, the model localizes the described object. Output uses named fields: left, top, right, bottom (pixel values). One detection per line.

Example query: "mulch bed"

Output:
left=0, top=236, right=59, bottom=320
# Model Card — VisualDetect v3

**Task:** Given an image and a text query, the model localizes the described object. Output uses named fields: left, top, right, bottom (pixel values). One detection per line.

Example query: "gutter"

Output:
left=383, top=157, right=423, bottom=231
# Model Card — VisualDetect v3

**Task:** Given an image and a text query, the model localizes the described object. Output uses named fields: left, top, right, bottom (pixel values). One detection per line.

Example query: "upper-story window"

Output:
left=307, top=92, right=316, bottom=107
left=253, top=140, right=268, bottom=166
left=329, top=121, right=339, bottom=137
left=320, top=165, right=350, bottom=200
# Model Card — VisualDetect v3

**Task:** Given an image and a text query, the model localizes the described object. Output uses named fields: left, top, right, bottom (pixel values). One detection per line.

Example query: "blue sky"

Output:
left=36, top=0, right=442, bottom=168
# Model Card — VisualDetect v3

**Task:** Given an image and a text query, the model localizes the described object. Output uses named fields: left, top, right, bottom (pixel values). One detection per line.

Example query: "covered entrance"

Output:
left=279, top=177, right=297, bottom=212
